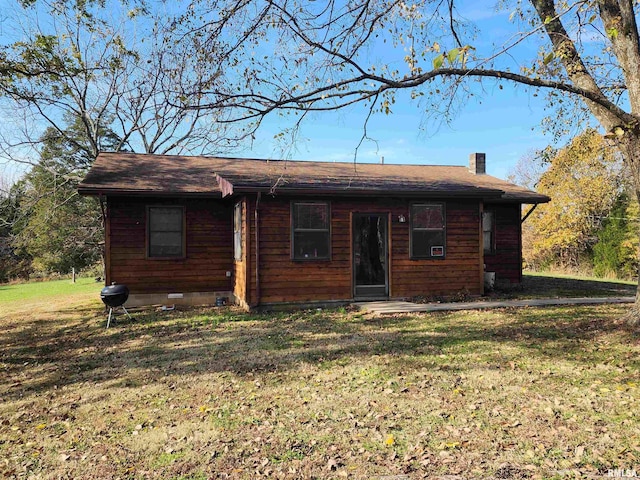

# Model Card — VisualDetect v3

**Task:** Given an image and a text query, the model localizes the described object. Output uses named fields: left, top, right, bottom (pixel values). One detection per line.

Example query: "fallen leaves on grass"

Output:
left=1, top=300, right=639, bottom=478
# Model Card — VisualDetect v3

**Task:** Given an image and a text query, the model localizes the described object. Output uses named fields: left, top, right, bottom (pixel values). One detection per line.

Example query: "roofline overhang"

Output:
left=78, top=185, right=509, bottom=199
left=213, top=173, right=508, bottom=199
left=78, top=183, right=552, bottom=202
left=223, top=186, right=507, bottom=199
left=484, top=195, right=551, bottom=205
left=78, top=187, right=224, bottom=198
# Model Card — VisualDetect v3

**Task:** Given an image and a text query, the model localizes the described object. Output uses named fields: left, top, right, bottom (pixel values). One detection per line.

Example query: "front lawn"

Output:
left=1, top=292, right=638, bottom=479
left=0, top=277, right=99, bottom=316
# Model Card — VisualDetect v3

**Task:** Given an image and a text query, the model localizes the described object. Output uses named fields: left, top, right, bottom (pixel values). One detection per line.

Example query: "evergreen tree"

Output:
left=593, top=194, right=639, bottom=279
left=12, top=117, right=120, bottom=275
left=0, top=181, right=30, bottom=281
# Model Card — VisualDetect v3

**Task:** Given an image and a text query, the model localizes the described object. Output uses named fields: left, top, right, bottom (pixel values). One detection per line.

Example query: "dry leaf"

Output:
left=440, top=441, right=460, bottom=450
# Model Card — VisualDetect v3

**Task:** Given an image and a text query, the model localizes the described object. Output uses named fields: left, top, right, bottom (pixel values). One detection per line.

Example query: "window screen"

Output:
left=292, top=202, right=330, bottom=260
left=411, top=203, right=445, bottom=259
left=148, top=206, right=184, bottom=258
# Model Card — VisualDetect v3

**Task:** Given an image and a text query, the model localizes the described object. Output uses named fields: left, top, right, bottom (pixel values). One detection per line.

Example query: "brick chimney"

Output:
left=469, top=153, right=486, bottom=175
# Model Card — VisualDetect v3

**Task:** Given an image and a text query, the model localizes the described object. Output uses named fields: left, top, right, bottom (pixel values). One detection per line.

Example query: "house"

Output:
left=78, top=152, right=550, bottom=309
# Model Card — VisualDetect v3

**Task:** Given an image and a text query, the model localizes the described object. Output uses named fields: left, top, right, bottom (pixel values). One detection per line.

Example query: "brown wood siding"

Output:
left=484, top=203, right=522, bottom=283
left=107, top=197, right=233, bottom=294
left=391, top=200, right=482, bottom=297
left=106, top=195, right=487, bottom=304
left=105, top=200, right=112, bottom=286
left=247, top=196, right=257, bottom=306
left=249, top=196, right=482, bottom=304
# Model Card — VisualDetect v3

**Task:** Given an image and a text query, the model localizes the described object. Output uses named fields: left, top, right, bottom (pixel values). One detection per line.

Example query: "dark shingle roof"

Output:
left=78, top=152, right=550, bottom=204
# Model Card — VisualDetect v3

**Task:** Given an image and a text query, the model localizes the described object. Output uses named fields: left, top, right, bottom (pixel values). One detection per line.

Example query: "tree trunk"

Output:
left=619, top=133, right=640, bottom=325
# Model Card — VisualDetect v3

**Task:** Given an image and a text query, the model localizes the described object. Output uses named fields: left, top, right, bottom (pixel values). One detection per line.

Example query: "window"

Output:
left=411, top=203, right=445, bottom=259
left=234, top=202, right=242, bottom=260
left=292, top=202, right=330, bottom=260
left=483, top=210, right=495, bottom=254
left=147, top=206, right=184, bottom=258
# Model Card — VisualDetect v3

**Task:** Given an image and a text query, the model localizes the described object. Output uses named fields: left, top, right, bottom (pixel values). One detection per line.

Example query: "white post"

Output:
left=72, top=267, right=76, bottom=284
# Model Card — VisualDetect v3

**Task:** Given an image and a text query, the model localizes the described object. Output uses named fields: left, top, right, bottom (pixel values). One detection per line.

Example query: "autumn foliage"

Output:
left=523, top=130, right=638, bottom=278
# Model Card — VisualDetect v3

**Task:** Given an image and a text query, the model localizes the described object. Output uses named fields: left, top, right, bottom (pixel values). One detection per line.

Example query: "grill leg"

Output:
left=121, top=305, right=132, bottom=320
left=105, top=305, right=132, bottom=328
left=106, top=308, right=114, bottom=328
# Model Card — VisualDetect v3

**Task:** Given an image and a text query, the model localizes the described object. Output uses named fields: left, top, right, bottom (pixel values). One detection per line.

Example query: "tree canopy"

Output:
left=0, top=0, right=242, bottom=174
left=171, top=0, right=638, bottom=140
left=524, top=129, right=624, bottom=269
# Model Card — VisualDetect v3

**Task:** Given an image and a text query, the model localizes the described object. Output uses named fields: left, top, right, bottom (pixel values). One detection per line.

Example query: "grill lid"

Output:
left=100, top=283, right=129, bottom=307
left=101, top=283, right=129, bottom=296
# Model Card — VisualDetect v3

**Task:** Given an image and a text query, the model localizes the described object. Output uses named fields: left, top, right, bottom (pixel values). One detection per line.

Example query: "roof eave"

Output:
left=485, top=195, right=551, bottom=205
left=78, top=186, right=223, bottom=198
left=227, top=186, right=507, bottom=198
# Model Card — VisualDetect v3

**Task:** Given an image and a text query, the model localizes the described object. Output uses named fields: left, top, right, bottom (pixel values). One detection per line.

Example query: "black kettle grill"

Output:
left=100, top=283, right=132, bottom=328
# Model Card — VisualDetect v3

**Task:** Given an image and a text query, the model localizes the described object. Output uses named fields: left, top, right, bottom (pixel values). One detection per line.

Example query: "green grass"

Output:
left=0, top=277, right=99, bottom=304
left=153, top=451, right=186, bottom=468
left=1, top=285, right=639, bottom=479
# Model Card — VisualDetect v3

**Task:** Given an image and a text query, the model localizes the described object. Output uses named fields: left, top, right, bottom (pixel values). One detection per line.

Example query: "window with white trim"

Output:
left=411, top=203, right=446, bottom=259
left=291, top=202, right=330, bottom=260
